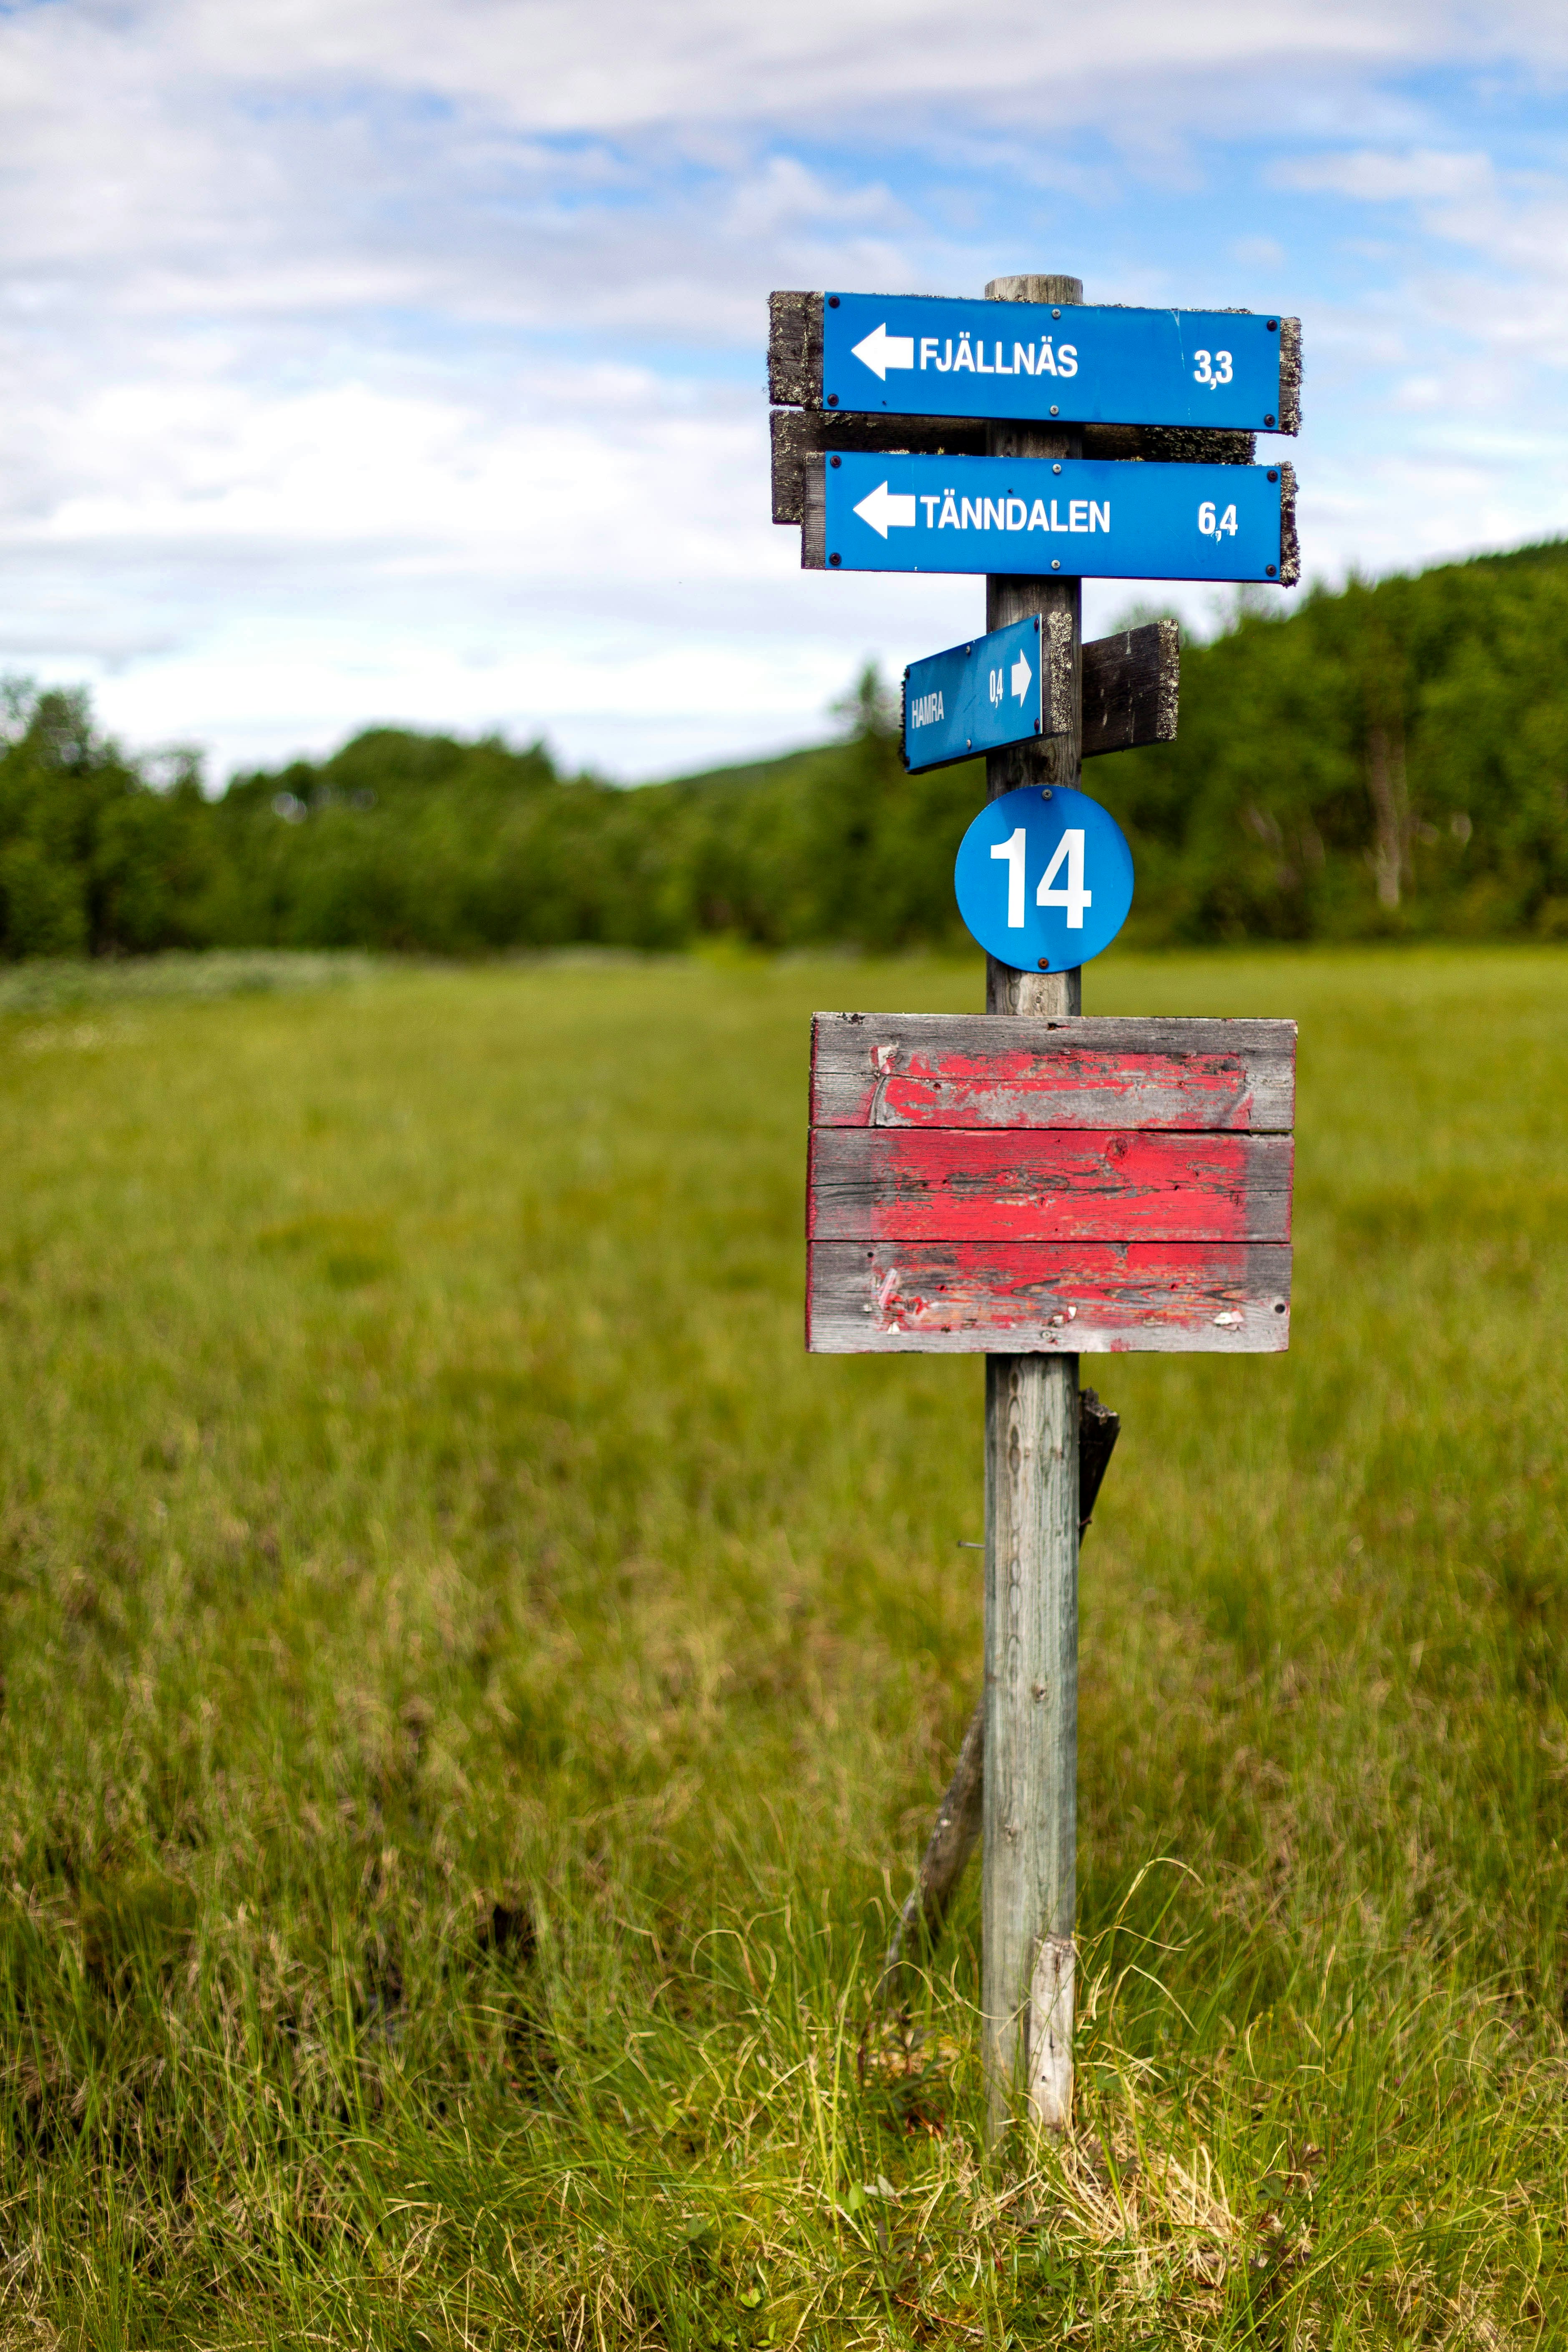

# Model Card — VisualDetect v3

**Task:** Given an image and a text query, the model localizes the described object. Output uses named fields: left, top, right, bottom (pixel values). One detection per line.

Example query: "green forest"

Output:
left=4, top=535, right=1568, bottom=960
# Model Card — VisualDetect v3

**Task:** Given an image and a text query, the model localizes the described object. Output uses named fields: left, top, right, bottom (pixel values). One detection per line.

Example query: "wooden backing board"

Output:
left=808, top=1240, right=1292, bottom=1353
left=892, top=621, right=1177, bottom=764
left=768, top=292, right=1299, bottom=436
left=797, top=455, right=1301, bottom=588
left=806, top=1014, right=1296, bottom=1354
left=770, top=405, right=1258, bottom=523
left=809, top=1128, right=1293, bottom=1244
left=812, top=1013, right=1294, bottom=1130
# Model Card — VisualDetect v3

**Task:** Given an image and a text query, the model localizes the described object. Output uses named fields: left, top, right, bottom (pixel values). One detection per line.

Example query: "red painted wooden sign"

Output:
left=807, top=1013, right=1295, bottom=1353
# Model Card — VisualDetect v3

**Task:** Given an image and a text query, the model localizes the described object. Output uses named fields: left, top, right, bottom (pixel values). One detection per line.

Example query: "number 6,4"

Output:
left=990, top=827, right=1093, bottom=928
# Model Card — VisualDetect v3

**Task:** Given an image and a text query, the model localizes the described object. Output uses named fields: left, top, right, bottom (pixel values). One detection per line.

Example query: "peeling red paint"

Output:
left=809, top=1128, right=1291, bottom=1244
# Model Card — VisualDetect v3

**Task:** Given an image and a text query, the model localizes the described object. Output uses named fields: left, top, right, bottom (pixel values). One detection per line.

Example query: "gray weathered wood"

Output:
left=869, top=1393, right=1119, bottom=2012
left=770, top=405, right=1256, bottom=526
left=801, top=461, right=825, bottom=572
left=768, top=291, right=823, bottom=409
left=807, top=1239, right=1292, bottom=1353
left=980, top=269, right=1081, bottom=2146
left=1280, top=460, right=1300, bottom=588
left=811, top=1013, right=1295, bottom=1132
left=1081, top=620, right=1179, bottom=759
left=1279, top=317, right=1303, bottom=437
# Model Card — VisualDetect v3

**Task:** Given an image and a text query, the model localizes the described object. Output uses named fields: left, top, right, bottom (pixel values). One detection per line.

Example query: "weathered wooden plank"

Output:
left=1082, top=619, right=1179, bottom=759
left=770, top=407, right=1256, bottom=526
left=1280, top=459, right=1299, bottom=589
left=811, top=1013, right=1296, bottom=1132
left=768, top=290, right=824, bottom=409
left=809, top=1127, right=1292, bottom=1244
left=807, top=1239, right=1292, bottom=1352
left=1279, top=317, right=1302, bottom=436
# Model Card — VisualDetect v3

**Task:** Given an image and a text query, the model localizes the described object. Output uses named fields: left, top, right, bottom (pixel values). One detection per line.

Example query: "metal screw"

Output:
left=1037, top=958, right=1050, bottom=970
left=830, top=455, right=840, bottom=467
left=1264, top=411, right=1275, bottom=425
left=1049, top=404, right=1059, bottom=416
left=1053, top=462, right=1062, bottom=474
left=1051, top=558, right=1060, bottom=570
left=1266, top=318, right=1278, bottom=330
left=1042, top=787, right=1052, bottom=799
left=1052, top=307, right=1060, bottom=319
left=829, top=296, right=840, bottom=308
left=1265, top=563, right=1277, bottom=577
left=827, top=393, right=838, bottom=407
left=1267, top=467, right=1278, bottom=482
left=830, top=552, right=841, bottom=565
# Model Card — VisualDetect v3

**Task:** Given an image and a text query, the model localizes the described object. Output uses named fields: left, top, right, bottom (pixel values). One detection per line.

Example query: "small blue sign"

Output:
left=825, top=452, right=1286, bottom=583
left=904, top=620, right=1046, bottom=773
left=823, top=293, right=1290, bottom=432
left=954, top=786, right=1133, bottom=972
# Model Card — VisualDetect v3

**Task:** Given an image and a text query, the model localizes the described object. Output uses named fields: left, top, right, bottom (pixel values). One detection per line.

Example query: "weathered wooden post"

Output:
left=774, top=268, right=1300, bottom=2156
left=980, top=269, right=1083, bottom=2141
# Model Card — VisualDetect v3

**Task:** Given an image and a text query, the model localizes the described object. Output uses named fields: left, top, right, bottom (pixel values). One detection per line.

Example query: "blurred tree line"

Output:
left=4, top=538, right=1568, bottom=961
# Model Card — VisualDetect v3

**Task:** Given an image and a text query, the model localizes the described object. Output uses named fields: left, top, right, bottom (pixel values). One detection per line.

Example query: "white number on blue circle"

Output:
left=1036, top=828, right=1092, bottom=929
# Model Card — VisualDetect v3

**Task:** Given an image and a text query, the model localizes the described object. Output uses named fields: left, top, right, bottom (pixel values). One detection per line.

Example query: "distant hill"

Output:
left=3, top=538, right=1567, bottom=957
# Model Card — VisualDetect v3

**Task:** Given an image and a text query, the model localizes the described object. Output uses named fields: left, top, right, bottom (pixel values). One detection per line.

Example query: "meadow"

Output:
left=0, top=942, right=1564, bottom=2348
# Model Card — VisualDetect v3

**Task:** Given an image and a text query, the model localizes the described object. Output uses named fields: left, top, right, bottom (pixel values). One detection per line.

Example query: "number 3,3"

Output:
left=1192, top=349, right=1233, bottom=387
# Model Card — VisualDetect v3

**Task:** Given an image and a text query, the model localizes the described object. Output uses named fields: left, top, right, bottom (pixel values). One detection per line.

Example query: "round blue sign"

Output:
left=954, top=783, right=1133, bottom=972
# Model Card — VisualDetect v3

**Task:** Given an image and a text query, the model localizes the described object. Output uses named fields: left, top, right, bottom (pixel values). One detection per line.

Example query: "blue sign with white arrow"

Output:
left=954, top=785, right=1134, bottom=972
left=824, top=451, right=1290, bottom=583
left=822, top=292, right=1294, bottom=432
left=903, top=620, right=1047, bottom=772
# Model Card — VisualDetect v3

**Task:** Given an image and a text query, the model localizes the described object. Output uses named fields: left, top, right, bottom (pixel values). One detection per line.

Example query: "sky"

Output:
left=1, top=0, right=1566, bottom=787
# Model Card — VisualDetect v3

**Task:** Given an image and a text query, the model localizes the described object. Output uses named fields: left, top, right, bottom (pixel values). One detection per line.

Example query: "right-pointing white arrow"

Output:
left=1010, top=649, right=1033, bottom=703
left=850, top=321, right=915, bottom=379
left=852, top=480, right=917, bottom=538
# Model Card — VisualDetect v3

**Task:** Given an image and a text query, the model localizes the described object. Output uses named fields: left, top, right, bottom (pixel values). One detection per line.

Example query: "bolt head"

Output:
left=827, top=393, right=838, bottom=407
left=830, top=552, right=841, bottom=565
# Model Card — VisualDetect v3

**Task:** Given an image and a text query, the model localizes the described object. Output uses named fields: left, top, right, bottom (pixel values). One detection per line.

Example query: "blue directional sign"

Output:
left=824, top=452, right=1288, bottom=583
left=903, top=620, right=1046, bottom=773
left=955, top=785, right=1133, bottom=972
left=822, top=293, right=1292, bottom=433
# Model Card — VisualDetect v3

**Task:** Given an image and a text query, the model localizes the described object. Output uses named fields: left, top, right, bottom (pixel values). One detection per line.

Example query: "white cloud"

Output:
left=1, top=0, right=1568, bottom=782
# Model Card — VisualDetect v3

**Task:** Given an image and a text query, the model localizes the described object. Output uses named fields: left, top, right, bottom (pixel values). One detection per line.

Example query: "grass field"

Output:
left=1, top=943, right=1566, bottom=2348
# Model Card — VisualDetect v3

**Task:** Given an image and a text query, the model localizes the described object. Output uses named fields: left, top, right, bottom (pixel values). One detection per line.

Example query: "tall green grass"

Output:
left=0, top=944, right=1564, bottom=2346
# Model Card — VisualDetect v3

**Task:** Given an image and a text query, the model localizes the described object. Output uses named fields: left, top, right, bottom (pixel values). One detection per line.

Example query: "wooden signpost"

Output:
left=771, top=271, right=1300, bottom=2144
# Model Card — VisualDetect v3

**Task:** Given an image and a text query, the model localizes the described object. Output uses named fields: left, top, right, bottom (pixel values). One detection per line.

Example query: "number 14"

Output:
left=990, top=827, right=1092, bottom=928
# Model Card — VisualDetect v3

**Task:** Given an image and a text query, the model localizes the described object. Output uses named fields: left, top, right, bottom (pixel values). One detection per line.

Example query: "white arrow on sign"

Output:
left=1010, top=649, right=1033, bottom=703
left=850, top=321, right=915, bottom=379
left=852, top=480, right=917, bottom=538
